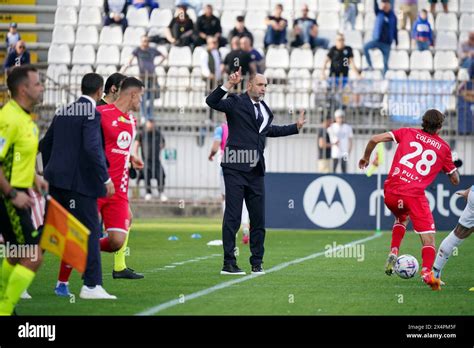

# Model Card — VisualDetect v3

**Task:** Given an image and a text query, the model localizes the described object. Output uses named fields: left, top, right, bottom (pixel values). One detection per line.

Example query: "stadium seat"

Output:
left=78, top=7, right=102, bottom=26
left=190, top=67, right=206, bottom=88
left=434, top=70, right=455, bottom=80
left=127, top=7, right=150, bottom=27
left=54, top=7, right=78, bottom=26
left=58, top=0, right=79, bottom=7
left=52, top=25, right=75, bottom=46
left=271, top=0, right=293, bottom=11
left=395, top=30, right=410, bottom=50
left=361, top=69, right=383, bottom=80
left=252, top=29, right=266, bottom=49
left=408, top=70, right=432, bottom=80
left=435, top=13, right=458, bottom=31
left=123, top=27, right=146, bottom=46
left=317, top=12, right=340, bottom=31
left=385, top=70, right=407, bottom=80
left=435, top=32, right=458, bottom=50
left=168, top=46, right=192, bottom=66
left=317, top=0, right=340, bottom=12
left=72, top=45, right=96, bottom=65
left=266, top=47, right=289, bottom=68
left=409, top=51, right=433, bottom=70
left=44, top=64, right=69, bottom=105
left=344, top=30, right=363, bottom=50
left=166, top=67, right=190, bottom=87
left=294, top=0, right=317, bottom=12
left=448, top=0, right=459, bottom=12
left=206, top=0, right=223, bottom=11
left=96, top=65, right=118, bottom=76
left=364, top=12, right=375, bottom=32
left=460, top=0, right=474, bottom=12
left=288, top=68, right=311, bottom=89
left=458, top=68, right=470, bottom=81
left=354, top=14, right=364, bottom=31
left=81, top=0, right=102, bottom=6
left=352, top=49, right=361, bottom=69
left=388, top=50, right=409, bottom=70
left=75, top=26, right=98, bottom=45
left=120, top=46, right=134, bottom=65
left=313, top=48, right=328, bottom=69
left=48, top=44, right=71, bottom=64
left=318, top=30, right=337, bottom=47
left=219, top=46, right=230, bottom=60
left=245, top=11, right=268, bottom=30
left=70, top=64, right=94, bottom=86
left=123, top=65, right=140, bottom=77
left=220, top=10, right=244, bottom=35
left=99, top=26, right=123, bottom=46
left=223, top=0, right=247, bottom=11
left=96, top=45, right=120, bottom=65
left=154, top=66, right=167, bottom=86
left=192, top=46, right=206, bottom=67
left=149, top=9, right=173, bottom=28
left=433, top=51, right=458, bottom=70
left=186, top=8, right=197, bottom=23
left=249, top=0, right=270, bottom=11
left=459, top=14, right=474, bottom=32
left=289, top=48, right=313, bottom=69
left=362, top=49, right=384, bottom=70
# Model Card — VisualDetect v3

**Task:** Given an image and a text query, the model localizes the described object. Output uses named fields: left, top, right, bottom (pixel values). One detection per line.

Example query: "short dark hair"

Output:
left=421, top=109, right=444, bottom=134
left=236, top=15, right=245, bottom=22
left=104, top=72, right=126, bottom=94
left=6, top=65, right=38, bottom=98
left=81, top=73, right=104, bottom=96
left=120, top=77, right=144, bottom=91
left=421, top=9, right=428, bottom=14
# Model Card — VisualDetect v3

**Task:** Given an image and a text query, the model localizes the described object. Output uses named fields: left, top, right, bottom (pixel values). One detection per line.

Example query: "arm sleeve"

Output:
left=38, top=116, right=55, bottom=168
left=205, top=87, right=238, bottom=114
left=389, top=128, right=406, bottom=144
left=267, top=123, right=299, bottom=138
left=82, top=115, right=109, bottom=183
left=213, top=126, right=223, bottom=140
left=374, top=0, right=380, bottom=14
left=442, top=150, right=457, bottom=175
left=0, top=119, right=18, bottom=163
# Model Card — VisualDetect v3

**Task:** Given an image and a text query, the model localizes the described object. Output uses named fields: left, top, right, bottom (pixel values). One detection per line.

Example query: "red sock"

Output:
left=58, top=261, right=73, bottom=282
left=390, top=223, right=406, bottom=255
left=421, top=245, right=436, bottom=273
left=100, top=237, right=113, bottom=252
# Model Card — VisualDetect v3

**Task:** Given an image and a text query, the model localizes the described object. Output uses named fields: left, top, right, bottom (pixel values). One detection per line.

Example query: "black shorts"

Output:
left=0, top=190, right=40, bottom=245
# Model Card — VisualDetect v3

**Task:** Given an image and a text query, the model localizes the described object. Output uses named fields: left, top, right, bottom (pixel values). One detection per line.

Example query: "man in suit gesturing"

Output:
left=206, top=67, right=306, bottom=275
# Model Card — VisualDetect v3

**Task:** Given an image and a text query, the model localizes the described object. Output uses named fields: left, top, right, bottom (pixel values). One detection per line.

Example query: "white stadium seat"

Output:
left=289, top=48, right=313, bottom=69
left=96, top=65, right=118, bottom=76
left=270, top=0, right=293, bottom=11
left=75, top=26, right=98, bottom=45
left=434, top=70, right=455, bottom=80
left=460, top=0, right=474, bottom=12
left=352, top=49, right=361, bottom=69
left=388, top=50, right=409, bottom=70
left=266, top=47, right=289, bottom=68
left=288, top=68, right=311, bottom=89
left=96, top=45, right=120, bottom=65
left=410, top=51, right=433, bottom=70
left=434, top=51, right=458, bottom=70
left=458, top=68, right=470, bottom=81
left=313, top=49, right=328, bottom=69
left=44, top=64, right=69, bottom=104
left=123, top=27, right=146, bottom=46
left=364, top=12, right=375, bottom=32
left=58, top=0, right=79, bottom=7
left=150, top=9, right=173, bottom=28
left=344, top=30, right=363, bottom=50
left=81, top=0, right=102, bottom=6
left=99, top=26, right=123, bottom=46
left=317, top=12, right=340, bottom=31
left=78, top=7, right=102, bottom=26
left=206, top=0, right=223, bottom=11
left=120, top=46, right=135, bottom=65
left=48, top=44, right=71, bottom=64
left=54, top=7, right=77, bottom=26
left=317, top=0, right=340, bottom=12
left=70, top=64, right=93, bottom=86
left=396, top=30, right=410, bottom=50
left=72, top=45, right=96, bottom=65
left=223, top=0, right=246, bottom=11
left=459, top=14, right=474, bottom=32
left=435, top=13, right=458, bottom=31
left=435, top=32, right=458, bottom=50
left=220, top=10, right=244, bottom=35
left=126, top=7, right=149, bottom=27
left=249, top=0, right=270, bottom=11
left=385, top=70, right=407, bottom=80
left=252, top=29, right=266, bottom=49
left=192, top=46, right=206, bottom=67
left=245, top=11, right=268, bottom=31
left=362, top=49, right=384, bottom=70
left=52, top=25, right=75, bottom=45
left=408, top=70, right=432, bottom=80
left=168, top=46, right=192, bottom=66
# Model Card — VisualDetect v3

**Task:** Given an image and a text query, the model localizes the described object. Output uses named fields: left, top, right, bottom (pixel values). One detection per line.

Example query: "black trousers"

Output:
left=222, top=165, right=265, bottom=267
left=49, top=186, right=102, bottom=287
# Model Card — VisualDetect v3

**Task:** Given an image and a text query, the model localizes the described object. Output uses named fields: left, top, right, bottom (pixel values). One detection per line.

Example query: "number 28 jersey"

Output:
left=385, top=128, right=457, bottom=197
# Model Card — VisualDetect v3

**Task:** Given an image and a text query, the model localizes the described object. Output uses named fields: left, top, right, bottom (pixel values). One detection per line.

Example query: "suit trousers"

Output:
left=49, top=186, right=102, bottom=287
left=222, top=165, right=265, bottom=267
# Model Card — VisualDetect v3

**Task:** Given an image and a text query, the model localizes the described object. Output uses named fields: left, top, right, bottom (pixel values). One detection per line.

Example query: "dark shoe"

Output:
left=112, top=268, right=144, bottom=279
left=251, top=264, right=265, bottom=275
left=220, top=264, right=246, bottom=275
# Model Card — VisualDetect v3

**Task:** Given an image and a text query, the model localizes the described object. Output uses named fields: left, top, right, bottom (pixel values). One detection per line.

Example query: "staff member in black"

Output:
left=206, top=67, right=306, bottom=275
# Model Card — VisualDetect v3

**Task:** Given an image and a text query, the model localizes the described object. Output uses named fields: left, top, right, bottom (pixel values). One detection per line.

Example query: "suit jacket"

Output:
left=39, top=97, right=109, bottom=198
left=206, top=86, right=299, bottom=173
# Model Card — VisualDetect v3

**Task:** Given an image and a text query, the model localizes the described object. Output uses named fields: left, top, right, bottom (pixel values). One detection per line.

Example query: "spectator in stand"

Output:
left=201, top=36, right=223, bottom=92
left=240, top=36, right=265, bottom=74
left=291, top=4, right=329, bottom=50
left=195, top=4, right=227, bottom=47
left=429, top=0, right=449, bottom=15
left=228, top=16, right=254, bottom=46
left=5, top=23, right=20, bottom=53
left=165, top=5, right=195, bottom=47
left=322, top=33, right=360, bottom=88
left=131, top=0, right=159, bottom=13
left=459, top=32, right=474, bottom=69
left=264, top=3, right=288, bottom=49
left=318, top=116, right=333, bottom=173
left=363, top=0, right=397, bottom=75
left=398, top=0, right=418, bottom=30
left=412, top=9, right=434, bottom=51
left=340, top=0, right=360, bottom=30
left=223, top=36, right=254, bottom=77
left=124, top=35, right=166, bottom=120
left=328, top=109, right=353, bottom=174
left=4, top=41, right=30, bottom=70
left=103, top=0, right=128, bottom=33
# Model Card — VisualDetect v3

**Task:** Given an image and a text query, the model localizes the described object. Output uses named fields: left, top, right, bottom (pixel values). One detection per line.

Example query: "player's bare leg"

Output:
left=418, top=233, right=441, bottom=290
left=385, top=218, right=409, bottom=275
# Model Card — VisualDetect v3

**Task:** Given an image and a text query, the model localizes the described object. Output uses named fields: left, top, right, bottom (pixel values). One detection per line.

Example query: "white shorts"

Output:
left=459, top=187, right=474, bottom=229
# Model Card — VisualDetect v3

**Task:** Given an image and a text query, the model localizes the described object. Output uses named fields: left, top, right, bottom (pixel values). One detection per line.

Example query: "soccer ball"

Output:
left=394, top=254, right=419, bottom=279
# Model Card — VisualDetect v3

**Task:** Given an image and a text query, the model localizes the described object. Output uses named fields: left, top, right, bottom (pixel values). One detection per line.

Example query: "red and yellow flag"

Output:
left=40, top=197, right=90, bottom=273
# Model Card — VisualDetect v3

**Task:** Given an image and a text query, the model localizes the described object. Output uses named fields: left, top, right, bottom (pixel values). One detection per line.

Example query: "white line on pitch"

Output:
left=136, top=233, right=382, bottom=316
left=144, top=253, right=222, bottom=273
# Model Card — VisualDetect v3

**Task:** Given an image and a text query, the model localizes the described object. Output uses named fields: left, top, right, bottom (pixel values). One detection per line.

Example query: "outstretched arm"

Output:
left=205, top=67, right=242, bottom=114
left=359, top=132, right=393, bottom=169
left=267, top=109, right=306, bottom=137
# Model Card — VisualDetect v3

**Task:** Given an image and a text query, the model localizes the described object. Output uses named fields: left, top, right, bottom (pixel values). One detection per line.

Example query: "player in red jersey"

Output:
left=359, top=109, right=460, bottom=290
left=55, top=77, right=145, bottom=296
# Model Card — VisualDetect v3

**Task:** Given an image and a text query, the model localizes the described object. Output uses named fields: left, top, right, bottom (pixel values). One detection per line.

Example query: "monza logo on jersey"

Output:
left=117, top=131, right=132, bottom=150
left=303, top=176, right=356, bottom=228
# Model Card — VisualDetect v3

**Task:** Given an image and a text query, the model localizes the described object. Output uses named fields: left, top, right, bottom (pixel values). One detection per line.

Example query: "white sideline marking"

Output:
left=136, top=233, right=382, bottom=316
left=145, top=253, right=222, bottom=273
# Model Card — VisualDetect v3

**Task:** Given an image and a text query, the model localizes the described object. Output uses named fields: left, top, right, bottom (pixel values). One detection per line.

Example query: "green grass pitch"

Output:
left=16, top=218, right=474, bottom=315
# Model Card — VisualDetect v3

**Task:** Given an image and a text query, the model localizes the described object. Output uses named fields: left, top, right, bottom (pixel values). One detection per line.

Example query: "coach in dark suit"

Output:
left=40, top=73, right=116, bottom=299
left=206, top=67, right=306, bottom=275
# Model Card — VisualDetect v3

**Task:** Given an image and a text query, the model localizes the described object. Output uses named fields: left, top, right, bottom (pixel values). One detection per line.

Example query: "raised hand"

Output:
left=296, top=109, right=306, bottom=130
left=228, top=66, right=242, bottom=86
